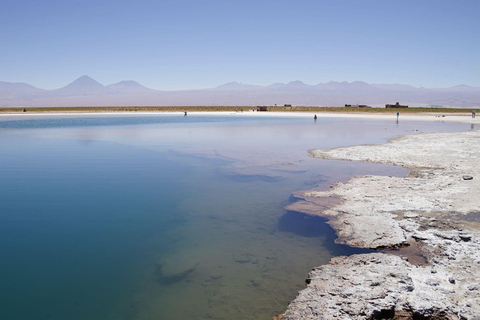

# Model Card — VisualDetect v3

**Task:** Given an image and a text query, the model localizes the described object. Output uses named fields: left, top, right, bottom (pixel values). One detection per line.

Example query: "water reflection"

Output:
left=279, top=211, right=332, bottom=238
left=279, top=211, right=373, bottom=256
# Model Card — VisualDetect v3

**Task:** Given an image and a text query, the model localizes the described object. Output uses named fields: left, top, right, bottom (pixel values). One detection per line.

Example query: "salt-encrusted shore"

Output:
left=280, top=124, right=480, bottom=319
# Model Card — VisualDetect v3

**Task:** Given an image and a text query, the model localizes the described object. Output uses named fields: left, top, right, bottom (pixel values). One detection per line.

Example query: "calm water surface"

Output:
left=0, top=114, right=470, bottom=319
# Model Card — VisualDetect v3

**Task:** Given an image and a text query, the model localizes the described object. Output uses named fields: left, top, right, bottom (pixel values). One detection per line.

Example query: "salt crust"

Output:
left=282, top=128, right=480, bottom=319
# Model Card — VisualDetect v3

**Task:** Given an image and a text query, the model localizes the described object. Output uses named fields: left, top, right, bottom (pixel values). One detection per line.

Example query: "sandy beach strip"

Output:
left=1, top=110, right=479, bottom=124
left=279, top=120, right=479, bottom=319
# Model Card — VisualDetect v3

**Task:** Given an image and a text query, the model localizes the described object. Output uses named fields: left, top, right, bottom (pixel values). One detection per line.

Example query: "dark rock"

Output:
left=250, top=279, right=261, bottom=287
left=155, top=262, right=198, bottom=285
left=459, top=234, right=472, bottom=242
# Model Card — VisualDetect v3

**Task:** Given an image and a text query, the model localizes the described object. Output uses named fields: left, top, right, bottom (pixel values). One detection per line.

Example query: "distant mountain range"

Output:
left=1, top=75, right=479, bottom=108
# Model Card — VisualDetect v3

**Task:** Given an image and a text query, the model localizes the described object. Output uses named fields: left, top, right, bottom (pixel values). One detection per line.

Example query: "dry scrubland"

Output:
left=0, top=106, right=474, bottom=114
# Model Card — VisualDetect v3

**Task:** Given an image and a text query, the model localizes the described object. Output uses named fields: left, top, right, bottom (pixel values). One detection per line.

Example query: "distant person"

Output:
left=397, top=112, right=399, bottom=121
left=314, top=114, right=317, bottom=120
left=184, top=111, right=187, bottom=116
left=473, top=109, right=476, bottom=118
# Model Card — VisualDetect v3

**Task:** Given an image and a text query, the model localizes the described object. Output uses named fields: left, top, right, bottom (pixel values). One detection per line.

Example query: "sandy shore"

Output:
left=1, top=110, right=479, bottom=124
left=280, top=120, right=479, bottom=318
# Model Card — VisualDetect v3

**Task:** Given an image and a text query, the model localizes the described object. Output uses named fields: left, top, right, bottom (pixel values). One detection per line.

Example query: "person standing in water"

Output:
left=472, top=109, right=476, bottom=118
left=397, top=112, right=399, bottom=121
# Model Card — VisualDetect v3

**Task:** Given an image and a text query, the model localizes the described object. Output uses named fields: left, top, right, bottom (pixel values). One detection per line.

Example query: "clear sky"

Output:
left=1, top=0, right=479, bottom=90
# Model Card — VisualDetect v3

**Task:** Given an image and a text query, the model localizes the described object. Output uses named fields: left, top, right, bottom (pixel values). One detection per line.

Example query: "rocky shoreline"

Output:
left=278, top=127, right=480, bottom=319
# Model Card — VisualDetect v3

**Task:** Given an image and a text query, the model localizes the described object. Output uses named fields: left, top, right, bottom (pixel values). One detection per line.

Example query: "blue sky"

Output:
left=1, top=0, right=479, bottom=90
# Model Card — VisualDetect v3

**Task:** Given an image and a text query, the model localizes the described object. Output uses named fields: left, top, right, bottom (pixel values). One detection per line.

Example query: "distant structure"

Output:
left=257, top=106, right=268, bottom=112
left=345, top=104, right=371, bottom=108
left=284, top=104, right=292, bottom=107
left=386, top=102, right=408, bottom=108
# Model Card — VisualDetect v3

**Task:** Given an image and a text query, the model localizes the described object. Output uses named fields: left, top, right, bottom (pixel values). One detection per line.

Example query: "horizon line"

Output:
left=2, top=75, right=479, bottom=91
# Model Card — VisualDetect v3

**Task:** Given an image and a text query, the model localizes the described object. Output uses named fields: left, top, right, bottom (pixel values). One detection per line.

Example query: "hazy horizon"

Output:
left=2, top=75, right=479, bottom=108
left=1, top=0, right=479, bottom=90
left=4, top=75, right=480, bottom=91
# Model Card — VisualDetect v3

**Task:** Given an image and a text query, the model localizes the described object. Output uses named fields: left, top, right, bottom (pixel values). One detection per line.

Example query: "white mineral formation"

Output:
left=280, top=129, right=480, bottom=319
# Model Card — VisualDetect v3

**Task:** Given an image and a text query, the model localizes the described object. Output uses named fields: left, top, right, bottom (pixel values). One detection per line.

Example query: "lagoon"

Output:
left=0, top=113, right=470, bottom=320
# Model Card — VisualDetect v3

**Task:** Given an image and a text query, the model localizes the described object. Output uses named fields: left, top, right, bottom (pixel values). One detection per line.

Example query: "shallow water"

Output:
left=0, top=114, right=470, bottom=320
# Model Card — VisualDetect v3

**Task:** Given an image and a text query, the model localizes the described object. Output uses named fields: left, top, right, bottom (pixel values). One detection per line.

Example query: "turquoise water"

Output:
left=0, top=114, right=470, bottom=319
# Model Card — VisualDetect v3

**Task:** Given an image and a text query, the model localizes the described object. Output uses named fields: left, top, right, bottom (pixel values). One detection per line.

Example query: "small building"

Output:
left=257, top=106, right=268, bottom=112
left=284, top=104, right=292, bottom=107
left=386, top=102, right=408, bottom=108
